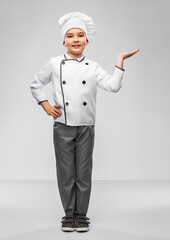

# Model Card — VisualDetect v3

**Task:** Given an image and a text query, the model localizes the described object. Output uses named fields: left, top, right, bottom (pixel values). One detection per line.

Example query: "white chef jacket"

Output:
left=30, top=52, right=125, bottom=126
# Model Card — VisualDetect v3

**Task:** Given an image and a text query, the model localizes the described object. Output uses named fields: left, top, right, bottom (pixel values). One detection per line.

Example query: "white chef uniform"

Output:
left=30, top=52, right=125, bottom=126
left=30, top=11, right=126, bottom=220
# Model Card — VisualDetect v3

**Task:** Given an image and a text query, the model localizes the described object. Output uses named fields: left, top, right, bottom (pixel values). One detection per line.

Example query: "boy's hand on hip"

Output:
left=40, top=102, right=61, bottom=118
left=46, top=104, right=61, bottom=118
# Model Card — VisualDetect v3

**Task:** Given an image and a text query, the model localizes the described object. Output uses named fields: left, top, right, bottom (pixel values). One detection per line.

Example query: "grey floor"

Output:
left=0, top=180, right=170, bottom=240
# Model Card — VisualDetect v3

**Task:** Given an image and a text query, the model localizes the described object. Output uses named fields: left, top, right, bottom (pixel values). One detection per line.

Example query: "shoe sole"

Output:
left=76, top=227, right=89, bottom=232
left=61, top=227, right=75, bottom=232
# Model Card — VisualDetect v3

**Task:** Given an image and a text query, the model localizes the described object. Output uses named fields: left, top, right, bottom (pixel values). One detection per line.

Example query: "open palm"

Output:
left=120, top=48, right=140, bottom=60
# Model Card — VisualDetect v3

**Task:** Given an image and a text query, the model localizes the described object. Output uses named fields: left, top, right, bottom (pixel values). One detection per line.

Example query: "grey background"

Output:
left=0, top=0, right=169, bottom=180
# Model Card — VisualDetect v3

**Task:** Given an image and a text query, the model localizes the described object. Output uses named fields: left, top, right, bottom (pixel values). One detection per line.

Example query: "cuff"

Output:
left=115, top=65, right=125, bottom=72
left=38, top=100, right=48, bottom=105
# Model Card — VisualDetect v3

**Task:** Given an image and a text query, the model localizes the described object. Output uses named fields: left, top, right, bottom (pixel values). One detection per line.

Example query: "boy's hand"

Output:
left=120, top=48, right=140, bottom=60
left=40, top=102, right=61, bottom=118
left=46, top=104, right=62, bottom=118
left=116, top=48, right=140, bottom=69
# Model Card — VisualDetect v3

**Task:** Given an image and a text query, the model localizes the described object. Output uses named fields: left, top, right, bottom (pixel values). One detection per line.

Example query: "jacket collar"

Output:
left=64, top=52, right=85, bottom=62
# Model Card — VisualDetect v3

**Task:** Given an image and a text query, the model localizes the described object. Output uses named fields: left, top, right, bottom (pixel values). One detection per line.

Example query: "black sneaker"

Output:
left=61, top=215, right=75, bottom=232
left=75, top=214, right=90, bottom=232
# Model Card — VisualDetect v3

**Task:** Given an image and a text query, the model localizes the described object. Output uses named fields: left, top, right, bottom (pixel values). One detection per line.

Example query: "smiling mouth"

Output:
left=72, top=45, right=81, bottom=47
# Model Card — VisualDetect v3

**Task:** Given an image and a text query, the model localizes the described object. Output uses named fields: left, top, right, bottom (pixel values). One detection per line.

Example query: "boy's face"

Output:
left=63, top=28, right=88, bottom=56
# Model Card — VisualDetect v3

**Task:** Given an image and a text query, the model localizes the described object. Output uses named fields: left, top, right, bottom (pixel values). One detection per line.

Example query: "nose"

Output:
left=73, top=35, right=78, bottom=42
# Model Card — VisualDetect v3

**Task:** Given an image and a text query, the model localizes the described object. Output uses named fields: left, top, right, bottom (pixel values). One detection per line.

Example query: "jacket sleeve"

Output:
left=30, top=58, right=52, bottom=105
left=95, top=62, right=125, bottom=92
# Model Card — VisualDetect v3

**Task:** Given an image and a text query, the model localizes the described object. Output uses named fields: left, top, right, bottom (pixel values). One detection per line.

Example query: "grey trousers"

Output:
left=53, top=121, right=95, bottom=216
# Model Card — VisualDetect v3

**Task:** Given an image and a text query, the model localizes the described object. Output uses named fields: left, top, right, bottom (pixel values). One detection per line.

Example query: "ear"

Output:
left=86, top=39, right=89, bottom=46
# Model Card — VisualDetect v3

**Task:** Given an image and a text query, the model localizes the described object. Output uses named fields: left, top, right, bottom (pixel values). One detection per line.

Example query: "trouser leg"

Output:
left=53, top=122, right=77, bottom=216
left=75, top=125, right=95, bottom=215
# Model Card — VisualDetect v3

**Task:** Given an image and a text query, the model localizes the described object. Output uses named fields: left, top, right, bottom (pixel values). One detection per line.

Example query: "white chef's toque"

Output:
left=58, top=11, right=97, bottom=44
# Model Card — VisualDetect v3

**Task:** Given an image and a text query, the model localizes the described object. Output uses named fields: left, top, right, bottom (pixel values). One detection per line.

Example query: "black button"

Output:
left=82, top=80, right=86, bottom=84
left=85, top=62, right=89, bottom=65
left=62, top=80, right=66, bottom=84
left=62, top=61, right=65, bottom=65
left=65, top=102, right=69, bottom=106
left=83, top=102, right=87, bottom=106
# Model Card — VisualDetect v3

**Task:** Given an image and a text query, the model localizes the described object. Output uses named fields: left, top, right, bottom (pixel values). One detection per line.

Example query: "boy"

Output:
left=30, top=11, right=139, bottom=232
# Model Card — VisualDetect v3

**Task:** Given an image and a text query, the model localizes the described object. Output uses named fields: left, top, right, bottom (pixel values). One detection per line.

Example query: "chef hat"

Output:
left=58, top=11, right=97, bottom=44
